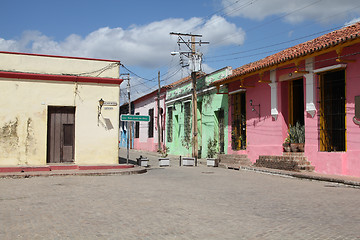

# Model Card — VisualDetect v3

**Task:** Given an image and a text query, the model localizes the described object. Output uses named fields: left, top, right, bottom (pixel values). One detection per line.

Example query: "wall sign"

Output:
left=104, top=101, right=117, bottom=106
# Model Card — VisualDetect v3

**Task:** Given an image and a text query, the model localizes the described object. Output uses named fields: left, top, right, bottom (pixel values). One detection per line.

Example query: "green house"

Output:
left=165, top=67, right=232, bottom=158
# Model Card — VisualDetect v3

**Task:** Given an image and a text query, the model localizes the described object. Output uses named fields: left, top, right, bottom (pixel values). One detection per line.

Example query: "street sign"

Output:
left=120, top=114, right=150, bottom=122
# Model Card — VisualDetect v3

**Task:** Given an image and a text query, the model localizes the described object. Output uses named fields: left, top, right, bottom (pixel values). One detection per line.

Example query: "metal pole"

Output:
left=157, top=71, right=161, bottom=152
left=127, top=77, right=131, bottom=165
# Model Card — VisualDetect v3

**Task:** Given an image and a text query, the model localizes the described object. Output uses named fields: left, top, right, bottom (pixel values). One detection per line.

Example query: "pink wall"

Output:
left=226, top=45, right=360, bottom=177
left=132, top=90, right=166, bottom=153
left=227, top=75, right=284, bottom=163
left=306, top=46, right=360, bottom=177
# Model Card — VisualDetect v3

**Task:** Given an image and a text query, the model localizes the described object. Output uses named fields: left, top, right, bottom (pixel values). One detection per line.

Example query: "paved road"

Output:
left=0, top=164, right=359, bottom=239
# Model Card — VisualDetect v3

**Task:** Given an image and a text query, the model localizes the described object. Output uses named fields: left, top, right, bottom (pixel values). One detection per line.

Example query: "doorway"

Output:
left=289, top=79, right=304, bottom=126
left=47, top=106, right=75, bottom=163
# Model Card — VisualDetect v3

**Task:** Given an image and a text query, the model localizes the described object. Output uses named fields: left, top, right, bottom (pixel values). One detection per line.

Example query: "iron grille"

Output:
left=318, top=70, right=346, bottom=152
left=167, top=107, right=173, bottom=142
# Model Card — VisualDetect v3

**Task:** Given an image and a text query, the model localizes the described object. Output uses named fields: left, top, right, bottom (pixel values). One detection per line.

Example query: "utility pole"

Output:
left=157, top=71, right=161, bottom=152
left=170, top=32, right=209, bottom=162
left=120, top=73, right=131, bottom=165
left=127, top=77, right=131, bottom=164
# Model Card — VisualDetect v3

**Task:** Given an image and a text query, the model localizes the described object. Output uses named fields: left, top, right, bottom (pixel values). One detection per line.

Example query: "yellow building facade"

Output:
left=0, top=52, right=122, bottom=166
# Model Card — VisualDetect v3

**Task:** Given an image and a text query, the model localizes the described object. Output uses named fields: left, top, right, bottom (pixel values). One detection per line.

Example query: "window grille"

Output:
left=184, top=102, right=191, bottom=141
left=218, top=109, right=225, bottom=153
left=231, top=92, right=246, bottom=150
left=319, top=70, right=346, bottom=152
left=135, top=112, right=140, bottom=138
left=148, top=108, right=154, bottom=138
left=167, top=107, right=173, bottom=142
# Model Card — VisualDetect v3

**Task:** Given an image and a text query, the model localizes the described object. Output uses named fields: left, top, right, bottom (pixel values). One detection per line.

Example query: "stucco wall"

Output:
left=226, top=45, right=360, bottom=177
left=133, top=92, right=166, bottom=152
left=0, top=52, right=119, bottom=78
left=0, top=78, right=119, bottom=166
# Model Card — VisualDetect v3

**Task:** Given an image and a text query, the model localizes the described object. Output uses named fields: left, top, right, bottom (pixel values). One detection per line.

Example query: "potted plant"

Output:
left=158, top=146, right=170, bottom=167
left=282, top=135, right=291, bottom=152
left=207, top=138, right=219, bottom=167
left=288, top=122, right=305, bottom=152
left=181, top=136, right=195, bottom=166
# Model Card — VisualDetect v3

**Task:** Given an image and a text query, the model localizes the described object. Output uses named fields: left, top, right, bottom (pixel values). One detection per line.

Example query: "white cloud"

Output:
left=222, top=0, right=360, bottom=24
left=0, top=16, right=245, bottom=69
left=344, top=17, right=360, bottom=26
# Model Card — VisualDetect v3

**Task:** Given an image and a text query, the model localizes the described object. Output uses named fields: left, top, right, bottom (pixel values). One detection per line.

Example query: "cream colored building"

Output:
left=0, top=51, right=122, bottom=166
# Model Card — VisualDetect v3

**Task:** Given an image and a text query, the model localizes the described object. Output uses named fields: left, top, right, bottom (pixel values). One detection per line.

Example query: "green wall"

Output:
left=165, top=67, right=231, bottom=158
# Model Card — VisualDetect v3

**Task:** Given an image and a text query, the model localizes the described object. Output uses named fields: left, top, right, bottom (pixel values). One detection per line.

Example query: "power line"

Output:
left=206, top=25, right=344, bottom=61
left=211, top=0, right=323, bottom=47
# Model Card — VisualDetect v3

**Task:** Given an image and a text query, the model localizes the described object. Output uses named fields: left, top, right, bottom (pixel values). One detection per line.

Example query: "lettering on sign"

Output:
left=120, top=114, right=150, bottom=122
left=104, top=101, right=117, bottom=106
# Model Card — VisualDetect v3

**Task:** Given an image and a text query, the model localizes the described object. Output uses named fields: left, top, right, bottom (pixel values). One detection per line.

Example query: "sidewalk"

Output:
left=0, top=164, right=146, bottom=179
left=1, top=147, right=360, bottom=187
left=120, top=147, right=360, bottom=187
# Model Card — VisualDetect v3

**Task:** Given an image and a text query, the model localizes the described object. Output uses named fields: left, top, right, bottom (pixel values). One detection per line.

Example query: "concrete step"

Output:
left=218, top=154, right=252, bottom=169
left=255, top=155, right=314, bottom=172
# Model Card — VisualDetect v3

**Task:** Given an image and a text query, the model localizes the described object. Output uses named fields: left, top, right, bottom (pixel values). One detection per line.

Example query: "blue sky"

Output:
left=1, top=0, right=360, bottom=102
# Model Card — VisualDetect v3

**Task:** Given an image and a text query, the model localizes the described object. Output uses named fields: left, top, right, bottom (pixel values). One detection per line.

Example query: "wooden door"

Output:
left=47, top=106, right=75, bottom=163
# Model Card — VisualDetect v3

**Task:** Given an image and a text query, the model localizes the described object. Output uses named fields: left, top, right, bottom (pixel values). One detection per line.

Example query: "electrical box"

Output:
left=356, top=95, right=360, bottom=119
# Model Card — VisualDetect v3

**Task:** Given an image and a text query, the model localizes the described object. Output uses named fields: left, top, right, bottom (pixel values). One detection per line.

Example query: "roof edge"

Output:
left=0, top=51, right=121, bottom=63
left=0, top=71, right=123, bottom=85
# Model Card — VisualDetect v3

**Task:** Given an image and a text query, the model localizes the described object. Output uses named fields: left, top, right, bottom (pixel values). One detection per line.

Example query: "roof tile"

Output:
left=214, top=22, right=360, bottom=85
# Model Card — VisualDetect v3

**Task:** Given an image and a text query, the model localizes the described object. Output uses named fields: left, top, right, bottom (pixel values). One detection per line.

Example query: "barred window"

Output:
left=231, top=92, right=246, bottom=150
left=148, top=108, right=154, bottom=138
left=319, top=70, right=346, bottom=152
left=184, top=102, right=191, bottom=141
left=167, top=107, right=173, bottom=142
left=135, top=112, right=140, bottom=138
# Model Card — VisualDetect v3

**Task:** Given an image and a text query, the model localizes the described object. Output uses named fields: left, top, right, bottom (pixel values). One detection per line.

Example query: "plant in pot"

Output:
left=158, top=146, right=170, bottom=167
left=282, top=135, right=291, bottom=152
left=181, top=136, right=195, bottom=166
left=207, top=138, right=219, bottom=167
left=288, top=122, right=305, bottom=152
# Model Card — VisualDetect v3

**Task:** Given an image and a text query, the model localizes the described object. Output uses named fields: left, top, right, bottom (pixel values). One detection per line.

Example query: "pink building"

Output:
left=132, top=87, right=168, bottom=152
left=212, top=23, right=360, bottom=177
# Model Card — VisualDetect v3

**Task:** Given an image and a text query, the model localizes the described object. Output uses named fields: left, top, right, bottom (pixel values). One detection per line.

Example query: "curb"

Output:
left=238, top=166, right=360, bottom=187
left=0, top=167, right=147, bottom=179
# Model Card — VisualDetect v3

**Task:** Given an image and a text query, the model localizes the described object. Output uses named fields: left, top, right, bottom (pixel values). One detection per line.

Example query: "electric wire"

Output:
left=205, top=25, right=344, bottom=62
left=208, top=3, right=360, bottom=60
left=211, top=0, right=323, bottom=47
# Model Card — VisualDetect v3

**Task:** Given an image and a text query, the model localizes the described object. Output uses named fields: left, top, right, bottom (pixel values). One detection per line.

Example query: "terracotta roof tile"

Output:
left=213, top=22, right=360, bottom=85
left=166, top=72, right=206, bottom=88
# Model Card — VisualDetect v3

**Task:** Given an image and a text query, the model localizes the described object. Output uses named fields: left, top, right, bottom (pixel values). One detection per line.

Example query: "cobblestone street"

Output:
left=1, top=164, right=359, bottom=239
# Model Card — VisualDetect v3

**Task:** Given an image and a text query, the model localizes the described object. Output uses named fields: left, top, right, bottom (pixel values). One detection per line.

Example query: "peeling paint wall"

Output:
left=0, top=79, right=120, bottom=166
left=0, top=52, right=120, bottom=166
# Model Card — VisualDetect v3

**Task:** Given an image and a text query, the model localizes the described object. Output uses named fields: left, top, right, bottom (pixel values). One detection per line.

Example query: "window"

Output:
left=319, top=70, right=346, bottom=152
left=231, top=92, right=246, bottom=150
left=184, top=101, right=191, bottom=141
left=135, top=113, right=140, bottom=138
left=167, top=107, right=173, bottom=142
left=148, top=108, right=154, bottom=138
left=217, top=109, right=225, bottom=154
